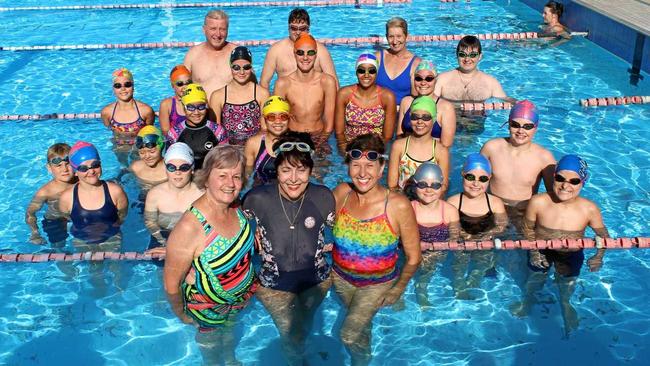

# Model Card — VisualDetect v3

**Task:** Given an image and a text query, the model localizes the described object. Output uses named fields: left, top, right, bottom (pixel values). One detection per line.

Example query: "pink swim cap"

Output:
left=509, top=100, right=539, bottom=126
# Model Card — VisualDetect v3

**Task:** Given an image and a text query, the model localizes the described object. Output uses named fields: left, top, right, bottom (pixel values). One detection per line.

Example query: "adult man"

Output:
left=183, top=10, right=237, bottom=98
left=260, top=8, right=338, bottom=89
left=480, top=100, right=556, bottom=231
left=273, top=33, right=337, bottom=154
left=434, top=36, right=513, bottom=103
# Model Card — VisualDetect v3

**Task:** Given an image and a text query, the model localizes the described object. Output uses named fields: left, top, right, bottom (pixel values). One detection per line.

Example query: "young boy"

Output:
left=25, top=143, right=77, bottom=245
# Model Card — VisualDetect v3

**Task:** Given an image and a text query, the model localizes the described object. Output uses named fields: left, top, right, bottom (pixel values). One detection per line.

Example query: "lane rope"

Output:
left=580, top=96, right=650, bottom=107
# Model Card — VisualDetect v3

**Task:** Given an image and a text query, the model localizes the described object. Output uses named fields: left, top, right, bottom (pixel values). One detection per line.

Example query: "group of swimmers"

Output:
left=24, top=2, right=608, bottom=365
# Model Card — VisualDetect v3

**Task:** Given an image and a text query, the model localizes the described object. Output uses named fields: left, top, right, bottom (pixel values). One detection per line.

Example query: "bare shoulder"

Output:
left=244, top=134, right=262, bottom=154
left=317, top=42, right=331, bottom=54
left=481, top=137, right=505, bottom=154
left=529, top=192, right=550, bottom=208
left=101, top=102, right=115, bottom=117
left=436, top=70, right=455, bottom=81
left=437, top=97, right=455, bottom=112
left=382, top=87, right=396, bottom=103
left=106, top=181, right=126, bottom=196
left=400, top=95, right=414, bottom=110
left=579, top=196, right=601, bottom=213
left=159, top=97, right=172, bottom=109
left=487, top=193, right=506, bottom=213
left=391, top=136, right=407, bottom=152
left=338, top=85, right=354, bottom=98
left=443, top=201, right=460, bottom=220
left=332, top=183, right=352, bottom=203
left=447, top=193, right=461, bottom=208
left=168, top=211, right=202, bottom=247
left=532, top=143, right=555, bottom=162
left=185, top=43, right=204, bottom=60
left=387, top=191, right=411, bottom=212
left=136, top=100, right=154, bottom=113
left=321, top=72, right=336, bottom=88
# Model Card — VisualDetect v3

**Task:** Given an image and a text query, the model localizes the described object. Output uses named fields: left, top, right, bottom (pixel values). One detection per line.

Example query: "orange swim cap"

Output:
left=293, top=33, right=317, bottom=50
left=170, top=65, right=191, bottom=82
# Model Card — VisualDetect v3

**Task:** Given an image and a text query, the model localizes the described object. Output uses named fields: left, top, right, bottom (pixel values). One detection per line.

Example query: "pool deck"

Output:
left=575, top=0, right=650, bottom=37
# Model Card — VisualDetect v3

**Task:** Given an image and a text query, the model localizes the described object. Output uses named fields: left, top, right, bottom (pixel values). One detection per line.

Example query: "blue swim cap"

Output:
left=413, top=162, right=444, bottom=183
left=556, top=154, right=588, bottom=183
left=462, top=153, right=491, bottom=175
left=69, top=141, right=100, bottom=171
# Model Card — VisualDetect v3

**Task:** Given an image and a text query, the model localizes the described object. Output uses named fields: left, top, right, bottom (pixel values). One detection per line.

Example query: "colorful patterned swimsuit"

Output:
left=332, top=190, right=399, bottom=287
left=221, top=84, right=262, bottom=145
left=412, top=200, right=449, bottom=243
left=397, top=136, right=438, bottom=189
left=109, top=101, right=146, bottom=145
left=182, top=206, right=257, bottom=330
left=168, top=97, right=186, bottom=131
left=343, top=86, right=385, bottom=141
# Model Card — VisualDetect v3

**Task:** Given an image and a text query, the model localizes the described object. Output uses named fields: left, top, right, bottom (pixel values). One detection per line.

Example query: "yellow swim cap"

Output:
left=262, top=96, right=290, bottom=116
left=181, top=83, right=207, bottom=105
left=136, top=126, right=164, bottom=150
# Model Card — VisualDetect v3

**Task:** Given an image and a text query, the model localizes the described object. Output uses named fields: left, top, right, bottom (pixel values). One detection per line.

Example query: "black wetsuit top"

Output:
left=458, top=193, right=495, bottom=235
left=173, top=120, right=222, bottom=169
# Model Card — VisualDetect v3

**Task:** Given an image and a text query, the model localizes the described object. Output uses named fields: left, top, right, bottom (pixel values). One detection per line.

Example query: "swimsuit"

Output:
left=401, top=95, right=443, bottom=138
left=528, top=249, right=584, bottom=277
left=243, top=184, right=336, bottom=293
left=458, top=193, right=495, bottom=235
left=412, top=201, right=449, bottom=243
left=343, top=86, right=385, bottom=141
left=252, top=135, right=277, bottom=185
left=221, top=84, right=262, bottom=146
left=168, top=97, right=186, bottom=131
left=109, top=101, right=146, bottom=144
left=70, top=181, right=120, bottom=244
left=182, top=206, right=257, bottom=329
left=397, top=136, right=438, bottom=189
left=166, top=120, right=227, bottom=169
left=332, top=190, right=399, bottom=287
left=376, top=49, right=416, bottom=104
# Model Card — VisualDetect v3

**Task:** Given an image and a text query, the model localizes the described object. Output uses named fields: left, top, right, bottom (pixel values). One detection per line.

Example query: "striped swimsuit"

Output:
left=182, top=206, right=257, bottom=329
left=332, top=190, right=399, bottom=287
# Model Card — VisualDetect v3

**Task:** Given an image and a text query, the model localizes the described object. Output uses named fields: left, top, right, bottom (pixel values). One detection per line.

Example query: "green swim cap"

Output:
left=410, top=96, right=437, bottom=120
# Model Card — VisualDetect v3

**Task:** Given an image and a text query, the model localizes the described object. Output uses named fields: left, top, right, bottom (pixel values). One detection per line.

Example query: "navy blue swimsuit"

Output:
left=70, top=181, right=120, bottom=244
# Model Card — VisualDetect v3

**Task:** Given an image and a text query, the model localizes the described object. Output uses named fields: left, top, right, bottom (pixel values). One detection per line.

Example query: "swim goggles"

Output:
left=414, top=181, right=443, bottom=190
left=463, top=173, right=489, bottom=183
left=290, top=25, right=309, bottom=32
left=275, top=142, right=312, bottom=155
left=231, top=64, right=253, bottom=71
left=77, top=161, right=101, bottom=173
left=347, top=149, right=387, bottom=161
left=295, top=49, right=317, bottom=57
left=135, top=135, right=161, bottom=149
left=554, top=174, right=582, bottom=185
left=185, top=103, right=208, bottom=112
left=113, top=82, right=134, bottom=89
left=457, top=51, right=480, bottom=59
left=410, top=113, right=433, bottom=121
left=414, top=75, right=435, bottom=82
left=48, top=156, right=69, bottom=165
left=508, top=120, right=536, bottom=130
left=174, top=80, right=192, bottom=87
left=166, top=163, right=193, bottom=173
left=265, top=113, right=290, bottom=122
left=356, top=67, right=377, bottom=75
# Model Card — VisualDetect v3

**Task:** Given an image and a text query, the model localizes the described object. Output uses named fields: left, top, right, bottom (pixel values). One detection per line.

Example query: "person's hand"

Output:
left=529, top=250, right=549, bottom=270
left=29, top=233, right=46, bottom=245
left=376, top=286, right=404, bottom=307
left=587, top=255, right=603, bottom=272
left=145, top=246, right=167, bottom=257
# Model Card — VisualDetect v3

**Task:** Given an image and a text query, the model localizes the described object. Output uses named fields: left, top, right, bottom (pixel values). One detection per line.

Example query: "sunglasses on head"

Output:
left=415, top=181, right=443, bottom=190
left=276, top=141, right=312, bottom=154
left=410, top=113, right=433, bottom=121
left=166, top=163, right=192, bottom=173
left=414, top=75, right=435, bottom=82
left=231, top=64, right=253, bottom=71
left=113, top=81, right=134, bottom=89
left=265, top=113, right=290, bottom=122
left=509, top=120, right=536, bottom=130
left=457, top=51, right=480, bottom=59
left=185, top=103, right=208, bottom=112
left=77, top=161, right=101, bottom=173
left=174, top=80, right=192, bottom=87
left=347, top=149, right=386, bottom=161
left=295, top=49, right=317, bottom=57
left=463, top=173, right=489, bottom=183
left=356, top=67, right=377, bottom=75
left=554, top=174, right=582, bottom=185
left=49, top=156, right=69, bottom=165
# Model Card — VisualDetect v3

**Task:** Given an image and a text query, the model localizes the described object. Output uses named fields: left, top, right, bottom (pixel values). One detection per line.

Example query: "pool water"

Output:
left=1, top=0, right=650, bottom=364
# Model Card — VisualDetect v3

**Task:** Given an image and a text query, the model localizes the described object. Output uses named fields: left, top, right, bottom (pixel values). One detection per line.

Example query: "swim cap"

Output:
left=169, top=65, right=191, bottom=82
left=410, top=96, right=437, bottom=120
left=462, top=153, right=491, bottom=175
left=294, top=33, right=317, bottom=50
left=69, top=141, right=100, bottom=171
left=112, top=68, right=133, bottom=82
left=136, top=126, right=164, bottom=151
left=262, top=96, right=290, bottom=116
left=181, top=83, right=207, bottom=105
left=412, top=162, right=444, bottom=183
left=164, top=142, right=194, bottom=165
left=509, top=100, right=539, bottom=126
left=415, top=60, right=437, bottom=74
left=230, top=46, right=253, bottom=64
left=356, top=53, right=378, bottom=69
left=555, top=154, right=588, bottom=183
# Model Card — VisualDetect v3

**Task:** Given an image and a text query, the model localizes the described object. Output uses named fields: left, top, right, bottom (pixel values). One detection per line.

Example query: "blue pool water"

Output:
left=1, top=0, right=650, bottom=364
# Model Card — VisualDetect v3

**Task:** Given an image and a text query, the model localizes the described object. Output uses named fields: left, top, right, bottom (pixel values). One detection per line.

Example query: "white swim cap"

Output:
left=164, top=142, right=194, bottom=165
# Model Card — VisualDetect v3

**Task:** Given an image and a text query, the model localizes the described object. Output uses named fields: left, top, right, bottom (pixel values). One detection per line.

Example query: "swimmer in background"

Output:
left=159, top=65, right=191, bottom=136
left=274, top=33, right=337, bottom=155
left=144, top=142, right=203, bottom=254
left=26, top=143, right=77, bottom=246
left=480, top=100, right=556, bottom=235
left=510, top=155, right=608, bottom=336
left=129, top=126, right=167, bottom=190
left=540, top=1, right=570, bottom=39
left=260, top=8, right=338, bottom=89
left=183, top=10, right=237, bottom=98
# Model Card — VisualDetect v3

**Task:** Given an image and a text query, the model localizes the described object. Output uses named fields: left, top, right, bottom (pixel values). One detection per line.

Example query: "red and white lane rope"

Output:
left=459, top=101, right=513, bottom=112
left=0, top=0, right=409, bottom=12
left=1, top=237, right=647, bottom=262
left=580, top=96, right=650, bottom=107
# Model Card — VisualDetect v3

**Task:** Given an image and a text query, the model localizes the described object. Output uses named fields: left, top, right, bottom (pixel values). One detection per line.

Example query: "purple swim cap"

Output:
left=509, top=100, right=539, bottom=126
left=69, top=141, right=100, bottom=171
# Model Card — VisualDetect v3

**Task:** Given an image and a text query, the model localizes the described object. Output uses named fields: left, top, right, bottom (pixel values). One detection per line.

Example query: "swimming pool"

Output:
left=1, top=0, right=650, bottom=364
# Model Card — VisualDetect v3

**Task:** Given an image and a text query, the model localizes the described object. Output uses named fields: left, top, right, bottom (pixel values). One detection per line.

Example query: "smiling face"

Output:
left=205, top=164, right=243, bottom=205
left=356, top=64, right=378, bottom=88
left=165, top=159, right=193, bottom=188
left=75, top=159, right=102, bottom=185
left=386, top=26, right=407, bottom=53
left=462, top=168, right=490, bottom=198
left=409, top=108, right=434, bottom=137
left=203, top=17, right=229, bottom=50
left=230, top=59, right=253, bottom=84
left=112, top=76, right=134, bottom=102
left=184, top=102, right=207, bottom=125
left=47, top=155, right=74, bottom=183
left=456, top=46, right=482, bottom=72
left=264, top=112, right=290, bottom=137
left=277, top=159, right=310, bottom=200
left=138, top=147, right=162, bottom=167
left=348, top=155, right=385, bottom=194
left=553, top=170, right=583, bottom=201
left=415, top=178, right=443, bottom=205
left=414, top=70, right=435, bottom=96
left=508, top=118, right=537, bottom=146
left=294, top=44, right=317, bottom=72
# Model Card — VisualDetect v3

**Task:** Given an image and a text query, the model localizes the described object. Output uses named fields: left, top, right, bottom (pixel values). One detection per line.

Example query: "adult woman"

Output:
left=210, top=46, right=270, bottom=146
left=100, top=68, right=155, bottom=165
left=397, top=60, right=457, bottom=148
left=243, top=132, right=335, bottom=365
left=332, top=133, right=421, bottom=365
left=447, top=153, right=507, bottom=299
left=159, top=65, right=192, bottom=136
left=129, top=126, right=167, bottom=189
left=541, top=1, right=570, bottom=38
left=244, top=95, right=290, bottom=186
left=374, top=17, right=420, bottom=105
left=164, top=146, right=256, bottom=365
left=144, top=142, right=203, bottom=253
left=334, top=53, right=396, bottom=152
left=388, top=96, right=449, bottom=192
left=58, top=141, right=128, bottom=247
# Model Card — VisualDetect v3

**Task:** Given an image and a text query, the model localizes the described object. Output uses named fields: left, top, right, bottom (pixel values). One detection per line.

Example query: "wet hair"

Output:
left=456, top=35, right=482, bottom=54
left=272, top=131, right=315, bottom=171
left=344, top=133, right=386, bottom=164
left=288, top=8, right=310, bottom=25
left=194, top=145, right=246, bottom=189
left=47, top=142, right=71, bottom=160
left=204, top=10, right=229, bottom=24
left=545, top=1, right=564, bottom=18
left=385, top=17, right=408, bottom=36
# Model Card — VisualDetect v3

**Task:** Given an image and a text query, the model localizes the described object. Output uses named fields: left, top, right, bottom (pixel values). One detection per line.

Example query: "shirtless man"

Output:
left=260, top=8, right=338, bottom=89
left=434, top=36, right=513, bottom=103
left=273, top=33, right=337, bottom=154
left=480, top=100, right=556, bottom=232
left=183, top=10, right=237, bottom=98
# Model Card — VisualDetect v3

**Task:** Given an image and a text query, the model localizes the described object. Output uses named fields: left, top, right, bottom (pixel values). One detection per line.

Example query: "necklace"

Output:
left=457, top=69, right=476, bottom=90
left=278, top=186, right=306, bottom=230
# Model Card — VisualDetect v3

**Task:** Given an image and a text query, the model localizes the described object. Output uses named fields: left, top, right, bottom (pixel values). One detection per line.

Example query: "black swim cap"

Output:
left=230, top=46, right=252, bottom=64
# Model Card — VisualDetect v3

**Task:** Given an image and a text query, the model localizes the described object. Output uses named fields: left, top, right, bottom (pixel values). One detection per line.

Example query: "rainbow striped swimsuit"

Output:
left=332, top=191, right=399, bottom=287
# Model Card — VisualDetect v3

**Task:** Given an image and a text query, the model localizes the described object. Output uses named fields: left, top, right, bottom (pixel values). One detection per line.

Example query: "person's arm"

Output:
left=109, top=182, right=129, bottom=223
left=321, top=75, right=337, bottom=137
left=490, top=78, right=517, bottom=104
left=143, top=189, right=166, bottom=245
left=158, top=98, right=172, bottom=136
left=438, top=100, right=457, bottom=148
left=540, top=154, right=557, bottom=194
left=58, top=188, right=73, bottom=219
left=209, top=88, right=224, bottom=125
left=334, top=87, right=349, bottom=153
left=183, top=47, right=195, bottom=72
left=484, top=195, right=508, bottom=238
left=100, top=104, right=112, bottom=128
left=436, top=143, right=450, bottom=195
left=446, top=206, right=461, bottom=242
left=317, top=43, right=339, bottom=89
left=272, top=77, right=287, bottom=97
left=259, top=45, right=277, bottom=89
left=25, top=187, right=47, bottom=244
left=386, top=140, right=402, bottom=191
left=382, top=88, right=397, bottom=143
left=163, top=215, right=198, bottom=323
left=586, top=204, right=609, bottom=272
left=523, top=196, right=549, bottom=269
left=256, top=85, right=270, bottom=132
left=243, top=136, right=258, bottom=180
left=141, top=102, right=156, bottom=126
